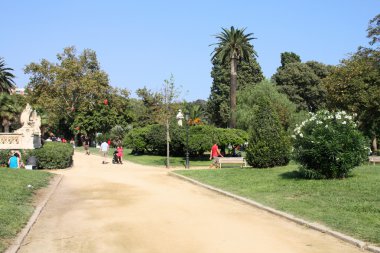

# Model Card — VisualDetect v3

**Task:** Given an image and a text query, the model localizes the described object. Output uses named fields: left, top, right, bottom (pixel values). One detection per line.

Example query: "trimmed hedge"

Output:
left=246, top=98, right=291, bottom=168
left=29, top=142, right=74, bottom=169
left=124, top=123, right=249, bottom=156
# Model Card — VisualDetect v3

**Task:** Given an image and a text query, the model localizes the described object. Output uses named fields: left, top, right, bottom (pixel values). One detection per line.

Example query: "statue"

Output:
left=19, top=103, right=33, bottom=128
left=2, top=103, right=42, bottom=149
left=15, top=104, right=41, bottom=135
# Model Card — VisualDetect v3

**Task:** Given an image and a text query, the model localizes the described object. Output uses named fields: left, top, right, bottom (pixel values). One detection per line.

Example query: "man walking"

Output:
left=209, top=143, right=223, bottom=168
left=100, top=140, right=109, bottom=164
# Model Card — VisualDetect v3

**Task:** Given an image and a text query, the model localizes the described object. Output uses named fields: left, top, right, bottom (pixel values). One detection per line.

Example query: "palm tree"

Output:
left=0, top=57, right=16, bottom=94
left=211, top=26, right=257, bottom=128
left=0, top=93, right=22, bottom=132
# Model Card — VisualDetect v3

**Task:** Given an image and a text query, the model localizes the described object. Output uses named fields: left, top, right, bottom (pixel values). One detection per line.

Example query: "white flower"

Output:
left=316, top=120, right=322, bottom=124
left=342, top=121, right=346, bottom=125
left=336, top=114, right=341, bottom=120
left=325, top=125, right=328, bottom=128
left=292, top=135, right=296, bottom=139
left=299, top=133, right=303, bottom=138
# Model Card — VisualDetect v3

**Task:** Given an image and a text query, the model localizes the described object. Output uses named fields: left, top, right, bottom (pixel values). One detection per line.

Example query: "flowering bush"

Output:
left=293, top=110, right=368, bottom=179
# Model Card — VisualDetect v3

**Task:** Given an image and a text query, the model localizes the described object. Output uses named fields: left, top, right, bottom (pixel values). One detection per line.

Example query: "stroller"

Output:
left=112, top=150, right=120, bottom=164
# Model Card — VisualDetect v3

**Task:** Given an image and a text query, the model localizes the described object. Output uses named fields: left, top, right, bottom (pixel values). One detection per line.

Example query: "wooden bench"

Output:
left=369, top=156, right=380, bottom=165
left=216, top=157, right=247, bottom=168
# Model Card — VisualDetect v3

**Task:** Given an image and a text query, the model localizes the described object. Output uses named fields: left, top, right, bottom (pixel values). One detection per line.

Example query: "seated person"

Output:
left=8, top=153, right=20, bottom=169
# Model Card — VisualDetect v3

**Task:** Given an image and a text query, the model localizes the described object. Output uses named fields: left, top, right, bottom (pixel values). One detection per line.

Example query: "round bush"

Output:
left=30, top=142, right=74, bottom=169
left=293, top=110, right=368, bottom=179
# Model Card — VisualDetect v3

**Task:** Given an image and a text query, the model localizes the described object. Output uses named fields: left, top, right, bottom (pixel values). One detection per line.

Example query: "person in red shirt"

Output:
left=209, top=143, right=223, bottom=168
left=116, top=144, right=123, bottom=164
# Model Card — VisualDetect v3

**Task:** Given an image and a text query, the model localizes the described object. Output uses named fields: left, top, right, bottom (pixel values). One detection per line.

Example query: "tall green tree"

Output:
left=323, top=14, right=380, bottom=151
left=208, top=46, right=263, bottom=127
left=0, top=58, right=16, bottom=94
left=24, top=46, right=113, bottom=135
left=280, top=52, right=301, bottom=67
left=272, top=52, right=331, bottom=112
left=245, top=96, right=291, bottom=168
left=210, top=26, right=258, bottom=128
left=237, top=80, right=298, bottom=132
left=134, top=86, right=163, bottom=126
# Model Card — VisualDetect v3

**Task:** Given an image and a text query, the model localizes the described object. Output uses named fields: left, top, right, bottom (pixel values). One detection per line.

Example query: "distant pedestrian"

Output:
left=70, top=138, right=75, bottom=148
left=209, top=143, right=223, bottom=169
left=83, top=136, right=90, bottom=155
left=100, top=141, right=109, bottom=164
left=116, top=144, right=123, bottom=164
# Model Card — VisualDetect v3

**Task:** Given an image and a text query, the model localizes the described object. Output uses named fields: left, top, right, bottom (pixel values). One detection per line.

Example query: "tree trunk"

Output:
left=372, top=135, right=378, bottom=153
left=2, top=118, right=10, bottom=133
left=166, top=118, right=170, bottom=168
left=230, top=58, right=238, bottom=128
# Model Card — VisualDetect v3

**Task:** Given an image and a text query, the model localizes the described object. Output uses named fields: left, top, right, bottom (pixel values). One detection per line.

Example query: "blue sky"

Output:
left=2, top=1, right=379, bottom=101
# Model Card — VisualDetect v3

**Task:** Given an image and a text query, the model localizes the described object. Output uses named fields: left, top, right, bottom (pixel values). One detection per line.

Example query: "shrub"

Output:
left=123, top=126, right=151, bottom=154
left=0, top=149, right=11, bottom=166
left=293, top=110, right=368, bottom=179
left=246, top=98, right=291, bottom=168
left=30, top=142, right=74, bottom=169
left=124, top=123, right=249, bottom=157
left=110, top=125, right=125, bottom=146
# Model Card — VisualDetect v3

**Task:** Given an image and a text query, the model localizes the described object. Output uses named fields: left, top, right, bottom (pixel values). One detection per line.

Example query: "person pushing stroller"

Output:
left=112, top=144, right=123, bottom=164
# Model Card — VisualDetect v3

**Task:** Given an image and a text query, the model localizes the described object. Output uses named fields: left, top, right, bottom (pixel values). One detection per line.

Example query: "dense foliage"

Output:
left=0, top=93, right=26, bottom=132
left=24, top=46, right=133, bottom=139
left=245, top=97, right=291, bottom=168
left=293, top=110, right=368, bottom=179
left=30, top=142, right=74, bottom=169
left=323, top=15, right=380, bottom=151
left=237, top=80, right=300, bottom=132
left=272, top=52, right=331, bottom=112
left=124, top=123, right=248, bottom=156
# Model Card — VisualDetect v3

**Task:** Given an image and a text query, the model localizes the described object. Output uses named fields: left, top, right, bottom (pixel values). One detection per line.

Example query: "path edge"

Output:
left=169, top=171, right=380, bottom=253
left=5, top=174, right=63, bottom=253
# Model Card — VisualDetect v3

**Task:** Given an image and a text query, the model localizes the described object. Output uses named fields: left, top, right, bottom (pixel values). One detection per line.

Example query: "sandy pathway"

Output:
left=18, top=152, right=366, bottom=253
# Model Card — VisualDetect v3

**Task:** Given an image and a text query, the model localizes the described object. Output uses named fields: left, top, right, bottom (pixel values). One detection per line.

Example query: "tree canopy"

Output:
left=24, top=46, right=132, bottom=137
left=272, top=52, right=331, bottom=112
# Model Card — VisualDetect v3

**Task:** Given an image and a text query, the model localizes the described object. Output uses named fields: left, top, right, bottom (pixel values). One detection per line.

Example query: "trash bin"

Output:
left=26, top=156, right=38, bottom=170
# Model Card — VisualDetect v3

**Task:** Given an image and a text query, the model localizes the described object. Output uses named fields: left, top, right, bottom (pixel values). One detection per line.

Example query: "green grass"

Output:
left=0, top=168, right=52, bottom=252
left=175, top=164, right=380, bottom=246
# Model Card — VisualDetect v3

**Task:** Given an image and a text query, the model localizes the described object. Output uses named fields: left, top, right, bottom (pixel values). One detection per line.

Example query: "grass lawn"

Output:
left=175, top=164, right=380, bottom=246
left=0, top=168, right=52, bottom=253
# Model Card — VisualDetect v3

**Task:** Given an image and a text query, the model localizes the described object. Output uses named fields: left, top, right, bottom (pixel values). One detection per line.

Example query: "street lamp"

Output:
left=176, top=109, right=190, bottom=169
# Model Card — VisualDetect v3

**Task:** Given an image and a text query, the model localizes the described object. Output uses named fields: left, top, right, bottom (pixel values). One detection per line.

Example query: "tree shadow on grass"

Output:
left=280, top=170, right=303, bottom=180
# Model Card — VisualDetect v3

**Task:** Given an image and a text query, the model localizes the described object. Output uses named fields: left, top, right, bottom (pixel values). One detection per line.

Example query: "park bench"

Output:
left=216, top=157, right=247, bottom=168
left=368, top=156, right=380, bottom=165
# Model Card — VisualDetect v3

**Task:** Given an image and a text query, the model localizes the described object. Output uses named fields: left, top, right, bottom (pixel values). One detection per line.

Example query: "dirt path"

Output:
left=18, top=152, right=365, bottom=253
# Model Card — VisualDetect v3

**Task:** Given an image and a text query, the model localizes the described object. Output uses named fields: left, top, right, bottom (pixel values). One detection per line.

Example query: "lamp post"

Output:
left=176, top=109, right=190, bottom=169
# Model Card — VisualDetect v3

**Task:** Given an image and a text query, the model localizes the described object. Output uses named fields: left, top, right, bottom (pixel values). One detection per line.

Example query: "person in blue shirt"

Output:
left=8, top=153, right=20, bottom=169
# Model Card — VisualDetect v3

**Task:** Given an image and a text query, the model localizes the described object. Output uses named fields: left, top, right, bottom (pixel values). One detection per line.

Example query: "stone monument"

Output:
left=0, top=104, right=42, bottom=149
